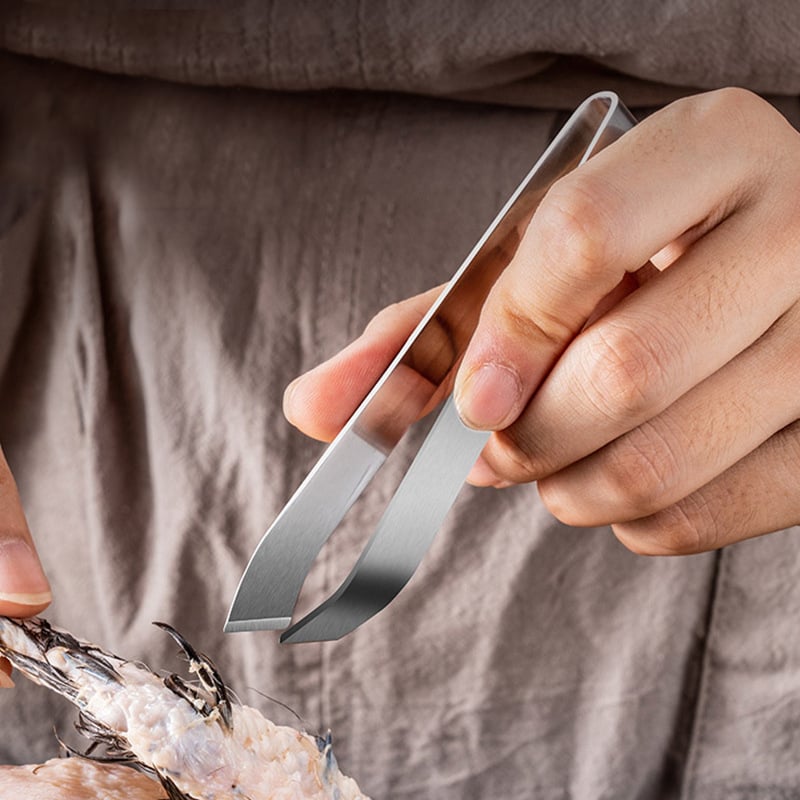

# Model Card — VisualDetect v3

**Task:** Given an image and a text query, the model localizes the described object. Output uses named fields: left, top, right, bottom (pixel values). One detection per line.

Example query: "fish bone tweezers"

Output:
left=225, top=92, right=636, bottom=643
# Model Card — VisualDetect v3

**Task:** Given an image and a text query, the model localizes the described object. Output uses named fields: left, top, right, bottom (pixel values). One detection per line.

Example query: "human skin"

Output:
left=1, top=88, right=797, bottom=685
left=284, top=88, right=800, bottom=558
left=0, top=447, right=50, bottom=686
left=0, top=759, right=161, bottom=799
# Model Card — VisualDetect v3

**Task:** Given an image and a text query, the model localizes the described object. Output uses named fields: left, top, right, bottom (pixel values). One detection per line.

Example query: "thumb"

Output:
left=0, top=446, right=51, bottom=618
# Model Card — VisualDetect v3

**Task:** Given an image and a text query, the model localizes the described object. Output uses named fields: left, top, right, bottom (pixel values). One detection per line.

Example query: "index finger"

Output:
left=453, top=88, right=771, bottom=431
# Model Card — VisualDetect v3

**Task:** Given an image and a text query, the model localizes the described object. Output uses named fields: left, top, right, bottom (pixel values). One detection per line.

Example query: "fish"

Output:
left=0, top=616, right=370, bottom=800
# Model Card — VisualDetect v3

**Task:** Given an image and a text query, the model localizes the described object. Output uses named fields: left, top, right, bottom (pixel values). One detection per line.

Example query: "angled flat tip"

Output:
left=222, top=430, right=388, bottom=640
left=279, top=618, right=336, bottom=644
left=223, top=615, right=292, bottom=634
left=279, top=628, right=320, bottom=644
left=224, top=573, right=294, bottom=633
left=278, top=591, right=363, bottom=644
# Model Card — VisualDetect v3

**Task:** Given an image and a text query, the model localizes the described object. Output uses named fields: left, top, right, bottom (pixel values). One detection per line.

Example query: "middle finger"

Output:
left=479, top=200, right=797, bottom=484
left=538, top=303, right=800, bottom=525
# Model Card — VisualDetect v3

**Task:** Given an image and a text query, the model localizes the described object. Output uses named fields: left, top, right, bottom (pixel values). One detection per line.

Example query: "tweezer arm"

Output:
left=281, top=396, right=489, bottom=642
left=224, top=431, right=384, bottom=631
left=225, top=92, right=637, bottom=639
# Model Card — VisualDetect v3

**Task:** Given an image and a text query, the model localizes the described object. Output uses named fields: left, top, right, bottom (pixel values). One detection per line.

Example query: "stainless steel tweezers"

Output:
left=225, top=92, right=636, bottom=643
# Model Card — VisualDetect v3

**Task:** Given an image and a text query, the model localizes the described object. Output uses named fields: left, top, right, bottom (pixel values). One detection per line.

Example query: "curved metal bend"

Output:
left=225, top=92, right=637, bottom=642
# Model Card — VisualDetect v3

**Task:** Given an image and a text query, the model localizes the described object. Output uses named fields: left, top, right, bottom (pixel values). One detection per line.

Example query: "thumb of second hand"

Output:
left=0, top=448, right=51, bottom=618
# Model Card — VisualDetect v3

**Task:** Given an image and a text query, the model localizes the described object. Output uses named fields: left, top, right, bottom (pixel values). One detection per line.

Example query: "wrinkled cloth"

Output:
left=0, top=4, right=800, bottom=799
left=2, top=0, right=800, bottom=103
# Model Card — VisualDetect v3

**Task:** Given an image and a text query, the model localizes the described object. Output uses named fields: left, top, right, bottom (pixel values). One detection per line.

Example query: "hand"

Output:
left=0, top=447, right=50, bottom=687
left=284, top=88, right=800, bottom=557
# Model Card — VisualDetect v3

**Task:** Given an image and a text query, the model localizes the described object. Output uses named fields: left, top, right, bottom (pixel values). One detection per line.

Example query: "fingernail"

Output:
left=282, top=377, right=303, bottom=420
left=284, top=376, right=300, bottom=401
left=455, top=363, right=522, bottom=430
left=0, top=665, right=14, bottom=689
left=285, top=376, right=301, bottom=398
left=0, top=538, right=51, bottom=605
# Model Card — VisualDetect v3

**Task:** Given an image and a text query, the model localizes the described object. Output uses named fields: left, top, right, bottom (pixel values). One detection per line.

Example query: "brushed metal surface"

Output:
left=281, top=397, right=488, bottom=642
left=225, top=92, right=637, bottom=640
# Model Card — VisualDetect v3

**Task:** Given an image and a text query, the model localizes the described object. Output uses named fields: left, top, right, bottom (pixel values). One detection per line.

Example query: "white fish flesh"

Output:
left=0, top=617, right=370, bottom=800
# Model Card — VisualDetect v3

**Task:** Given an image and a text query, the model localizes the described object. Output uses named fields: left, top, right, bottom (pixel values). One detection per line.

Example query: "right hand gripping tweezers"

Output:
left=225, top=92, right=636, bottom=643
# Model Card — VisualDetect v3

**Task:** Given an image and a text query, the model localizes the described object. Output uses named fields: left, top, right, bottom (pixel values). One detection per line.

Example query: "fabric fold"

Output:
left=2, top=1, right=800, bottom=107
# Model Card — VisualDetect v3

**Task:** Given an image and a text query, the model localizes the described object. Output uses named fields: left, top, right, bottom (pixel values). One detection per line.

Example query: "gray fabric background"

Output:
left=0, top=3, right=799, bottom=798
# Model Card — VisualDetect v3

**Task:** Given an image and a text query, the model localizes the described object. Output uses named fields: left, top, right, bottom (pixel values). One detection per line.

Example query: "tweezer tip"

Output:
left=223, top=616, right=292, bottom=634
left=279, top=627, right=317, bottom=644
left=279, top=611, right=351, bottom=644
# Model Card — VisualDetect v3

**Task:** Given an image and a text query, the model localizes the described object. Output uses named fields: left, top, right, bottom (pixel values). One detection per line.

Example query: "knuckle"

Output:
left=679, top=88, right=781, bottom=165
left=614, top=494, right=719, bottom=556
left=493, top=283, right=572, bottom=348
left=363, top=301, right=405, bottom=336
left=536, top=477, right=576, bottom=523
left=536, top=176, right=620, bottom=285
left=581, top=322, right=671, bottom=422
left=484, top=431, right=541, bottom=484
left=675, top=87, right=763, bottom=133
left=699, top=89, right=797, bottom=206
left=781, top=420, right=800, bottom=464
left=703, top=86, right=767, bottom=126
left=653, top=504, right=710, bottom=554
left=602, top=424, right=682, bottom=516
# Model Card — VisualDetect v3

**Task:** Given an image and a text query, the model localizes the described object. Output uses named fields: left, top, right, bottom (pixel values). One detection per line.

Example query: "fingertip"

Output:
left=455, top=362, right=524, bottom=431
left=466, top=455, right=508, bottom=488
left=283, top=336, right=408, bottom=442
left=0, top=594, right=52, bottom=619
left=281, top=376, right=303, bottom=428
left=0, top=537, right=51, bottom=607
left=0, top=659, right=14, bottom=689
left=281, top=364, right=346, bottom=443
